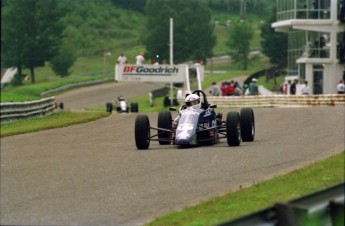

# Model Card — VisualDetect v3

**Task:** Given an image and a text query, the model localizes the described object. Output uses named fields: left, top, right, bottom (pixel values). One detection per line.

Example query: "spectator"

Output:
left=290, top=79, right=298, bottom=95
left=117, top=53, right=127, bottom=64
left=227, top=81, right=234, bottom=96
left=248, top=78, right=259, bottom=95
left=242, top=83, right=249, bottom=95
left=301, top=81, right=310, bottom=95
left=194, top=59, right=202, bottom=66
left=221, top=82, right=228, bottom=96
left=152, top=59, right=159, bottom=65
left=336, top=80, right=345, bottom=94
left=135, top=52, right=145, bottom=65
left=211, top=82, right=220, bottom=96
left=312, top=0, right=319, bottom=18
left=234, top=82, right=242, bottom=96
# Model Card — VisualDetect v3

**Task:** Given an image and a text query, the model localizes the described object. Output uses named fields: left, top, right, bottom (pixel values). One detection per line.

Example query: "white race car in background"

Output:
left=106, top=96, right=138, bottom=113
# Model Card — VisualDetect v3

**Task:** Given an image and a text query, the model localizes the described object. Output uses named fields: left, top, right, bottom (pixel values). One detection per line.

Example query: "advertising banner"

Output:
left=115, top=64, right=188, bottom=82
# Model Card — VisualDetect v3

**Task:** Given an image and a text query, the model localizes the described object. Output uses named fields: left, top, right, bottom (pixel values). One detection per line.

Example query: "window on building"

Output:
left=313, top=65, right=323, bottom=94
left=277, top=0, right=331, bottom=20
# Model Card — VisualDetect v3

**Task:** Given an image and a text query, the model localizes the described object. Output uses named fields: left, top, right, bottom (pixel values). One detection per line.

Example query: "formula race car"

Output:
left=106, top=96, right=138, bottom=113
left=134, top=90, right=255, bottom=150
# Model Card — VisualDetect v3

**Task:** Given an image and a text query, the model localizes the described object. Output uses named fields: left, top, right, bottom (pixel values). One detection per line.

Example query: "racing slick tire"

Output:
left=240, top=108, right=255, bottom=142
left=131, top=103, right=139, bottom=113
left=157, top=111, right=172, bottom=145
left=106, top=102, right=113, bottom=112
left=59, top=102, right=64, bottom=110
left=135, top=115, right=150, bottom=150
left=226, top=112, right=241, bottom=146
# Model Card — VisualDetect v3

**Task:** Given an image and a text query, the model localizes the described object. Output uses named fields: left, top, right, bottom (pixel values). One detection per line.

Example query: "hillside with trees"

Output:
left=1, top=0, right=284, bottom=85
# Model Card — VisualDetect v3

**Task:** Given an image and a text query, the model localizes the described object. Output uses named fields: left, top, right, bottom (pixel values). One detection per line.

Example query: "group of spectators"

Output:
left=286, top=79, right=344, bottom=95
left=117, top=52, right=168, bottom=65
left=117, top=52, right=146, bottom=65
left=210, top=78, right=259, bottom=96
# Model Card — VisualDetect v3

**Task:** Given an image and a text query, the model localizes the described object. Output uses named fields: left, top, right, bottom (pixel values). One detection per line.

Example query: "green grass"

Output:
left=0, top=73, right=113, bottom=102
left=258, top=74, right=285, bottom=92
left=85, top=95, right=173, bottom=113
left=128, top=95, right=173, bottom=112
left=203, top=56, right=273, bottom=88
left=211, top=12, right=266, bottom=54
left=0, top=111, right=110, bottom=137
left=146, top=151, right=345, bottom=226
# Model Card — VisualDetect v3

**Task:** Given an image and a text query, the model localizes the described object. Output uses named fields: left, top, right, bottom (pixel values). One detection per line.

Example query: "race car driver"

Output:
left=172, top=94, right=201, bottom=128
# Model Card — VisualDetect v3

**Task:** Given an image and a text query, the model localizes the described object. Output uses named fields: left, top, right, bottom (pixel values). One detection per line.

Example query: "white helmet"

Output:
left=185, top=94, right=201, bottom=109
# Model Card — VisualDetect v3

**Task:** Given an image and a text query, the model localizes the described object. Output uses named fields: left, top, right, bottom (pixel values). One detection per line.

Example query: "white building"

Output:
left=272, top=0, right=345, bottom=94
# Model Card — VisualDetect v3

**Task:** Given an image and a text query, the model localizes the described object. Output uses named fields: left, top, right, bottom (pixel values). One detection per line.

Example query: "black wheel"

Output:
left=135, top=115, right=150, bottom=150
left=240, top=108, right=255, bottom=142
left=226, top=112, right=241, bottom=146
left=131, top=103, right=139, bottom=112
left=106, top=102, right=113, bottom=112
left=157, top=111, right=172, bottom=145
left=59, top=102, right=64, bottom=110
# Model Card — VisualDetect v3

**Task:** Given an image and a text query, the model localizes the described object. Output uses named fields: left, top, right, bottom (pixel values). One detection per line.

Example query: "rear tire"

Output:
left=106, top=102, right=113, bottom=112
left=240, top=108, right=255, bottom=142
left=131, top=103, right=139, bottom=112
left=226, top=112, right=241, bottom=146
left=158, top=111, right=172, bottom=145
left=135, top=115, right=150, bottom=150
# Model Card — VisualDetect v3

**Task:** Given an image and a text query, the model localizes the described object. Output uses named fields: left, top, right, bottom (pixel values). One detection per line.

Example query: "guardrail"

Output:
left=40, top=77, right=114, bottom=97
left=0, top=96, right=55, bottom=124
left=217, top=182, right=344, bottom=226
left=1, top=94, right=344, bottom=124
left=205, top=94, right=345, bottom=108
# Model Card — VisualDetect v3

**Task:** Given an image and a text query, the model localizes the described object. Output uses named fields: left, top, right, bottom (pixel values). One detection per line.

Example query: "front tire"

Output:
left=135, top=115, right=150, bottom=150
left=240, top=108, right=255, bottom=142
left=157, top=111, right=172, bottom=145
left=226, top=112, right=241, bottom=146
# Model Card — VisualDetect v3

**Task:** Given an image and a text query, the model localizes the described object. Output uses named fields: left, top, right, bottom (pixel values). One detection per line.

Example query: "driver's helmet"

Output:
left=118, top=96, right=125, bottom=101
left=185, top=93, right=201, bottom=109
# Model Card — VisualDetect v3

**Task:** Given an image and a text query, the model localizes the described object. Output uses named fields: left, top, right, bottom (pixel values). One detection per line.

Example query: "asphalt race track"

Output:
left=1, top=82, right=344, bottom=226
left=55, top=81, right=166, bottom=112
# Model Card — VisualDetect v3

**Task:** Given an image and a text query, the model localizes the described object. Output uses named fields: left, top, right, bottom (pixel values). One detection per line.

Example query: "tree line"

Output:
left=1, top=0, right=286, bottom=85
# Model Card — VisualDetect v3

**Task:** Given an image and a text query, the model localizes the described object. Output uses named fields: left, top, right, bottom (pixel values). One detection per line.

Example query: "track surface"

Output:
left=1, top=82, right=344, bottom=226
left=55, top=81, right=165, bottom=111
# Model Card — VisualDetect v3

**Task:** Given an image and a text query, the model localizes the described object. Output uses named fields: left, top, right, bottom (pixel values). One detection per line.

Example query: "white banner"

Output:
left=115, top=64, right=188, bottom=82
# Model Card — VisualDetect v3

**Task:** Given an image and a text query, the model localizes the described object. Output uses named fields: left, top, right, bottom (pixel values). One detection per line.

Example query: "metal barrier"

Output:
left=40, top=77, right=114, bottom=97
left=1, top=94, right=343, bottom=124
left=0, top=96, right=56, bottom=124
left=218, top=183, right=345, bottom=226
left=202, top=94, right=345, bottom=108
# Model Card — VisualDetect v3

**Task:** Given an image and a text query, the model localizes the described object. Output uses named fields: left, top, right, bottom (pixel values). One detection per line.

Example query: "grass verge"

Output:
left=85, top=95, right=175, bottom=113
left=145, top=151, right=345, bottom=226
left=0, top=111, right=110, bottom=137
left=0, top=73, right=113, bottom=102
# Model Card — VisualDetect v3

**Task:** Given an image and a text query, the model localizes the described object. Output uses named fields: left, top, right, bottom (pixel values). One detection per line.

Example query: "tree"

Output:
left=143, top=0, right=216, bottom=64
left=109, top=0, right=147, bottom=13
left=1, top=0, right=64, bottom=84
left=50, top=42, right=77, bottom=77
left=227, top=21, right=254, bottom=70
left=260, top=8, right=288, bottom=66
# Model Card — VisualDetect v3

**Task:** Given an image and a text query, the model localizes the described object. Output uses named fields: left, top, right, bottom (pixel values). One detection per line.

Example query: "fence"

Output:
left=0, top=97, right=55, bottom=124
left=205, top=94, right=345, bottom=108
left=1, top=94, right=344, bottom=124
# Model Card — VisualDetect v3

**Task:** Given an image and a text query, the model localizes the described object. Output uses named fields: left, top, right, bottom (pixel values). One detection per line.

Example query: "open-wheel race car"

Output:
left=134, top=90, right=255, bottom=150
